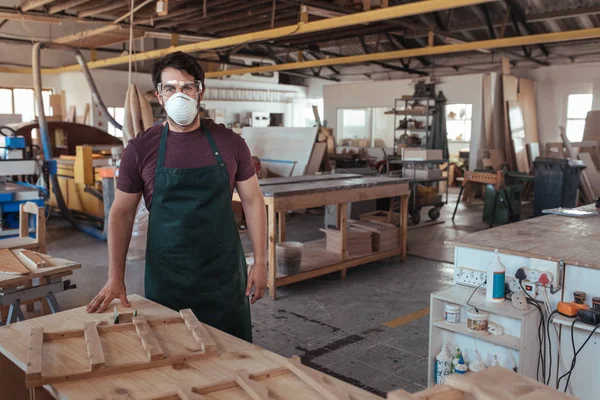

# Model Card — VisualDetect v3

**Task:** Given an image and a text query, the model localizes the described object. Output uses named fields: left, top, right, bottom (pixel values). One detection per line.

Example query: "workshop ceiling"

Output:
left=2, top=0, right=600, bottom=81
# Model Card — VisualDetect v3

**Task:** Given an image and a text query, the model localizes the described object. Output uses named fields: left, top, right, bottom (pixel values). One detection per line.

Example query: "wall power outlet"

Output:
left=455, top=267, right=487, bottom=288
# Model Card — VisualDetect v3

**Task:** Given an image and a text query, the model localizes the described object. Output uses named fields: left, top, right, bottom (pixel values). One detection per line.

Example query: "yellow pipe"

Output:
left=43, top=0, right=496, bottom=73
left=204, top=27, right=600, bottom=78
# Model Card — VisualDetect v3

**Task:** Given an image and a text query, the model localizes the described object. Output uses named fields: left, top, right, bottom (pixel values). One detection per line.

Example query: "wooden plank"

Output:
left=578, top=153, right=600, bottom=198
left=286, top=357, right=351, bottom=400
left=133, top=316, right=165, bottom=361
left=305, top=142, right=327, bottom=175
left=0, top=249, right=30, bottom=275
left=278, top=212, right=286, bottom=242
left=83, top=322, right=105, bottom=371
left=507, top=101, right=529, bottom=173
left=19, top=205, right=29, bottom=238
left=177, top=386, right=205, bottom=400
left=234, top=369, right=269, bottom=400
left=179, top=309, right=217, bottom=354
left=482, top=73, right=494, bottom=149
left=25, top=327, right=43, bottom=381
left=517, top=78, right=540, bottom=144
left=501, top=56, right=511, bottom=75
left=273, top=183, right=410, bottom=212
left=20, top=250, right=48, bottom=269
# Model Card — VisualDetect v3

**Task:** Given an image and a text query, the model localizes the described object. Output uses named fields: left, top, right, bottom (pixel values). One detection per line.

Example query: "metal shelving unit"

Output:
left=386, top=97, right=436, bottom=155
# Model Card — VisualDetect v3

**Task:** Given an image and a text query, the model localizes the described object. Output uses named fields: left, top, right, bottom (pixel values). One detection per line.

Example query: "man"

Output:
left=86, top=52, right=267, bottom=342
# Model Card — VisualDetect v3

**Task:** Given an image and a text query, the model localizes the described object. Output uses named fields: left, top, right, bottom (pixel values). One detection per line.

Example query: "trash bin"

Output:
left=533, top=158, right=586, bottom=217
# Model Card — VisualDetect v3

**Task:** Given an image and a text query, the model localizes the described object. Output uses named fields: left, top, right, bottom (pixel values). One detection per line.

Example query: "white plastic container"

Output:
left=486, top=249, right=506, bottom=303
left=444, top=303, right=460, bottom=323
left=467, top=308, right=489, bottom=332
left=435, top=341, right=453, bottom=384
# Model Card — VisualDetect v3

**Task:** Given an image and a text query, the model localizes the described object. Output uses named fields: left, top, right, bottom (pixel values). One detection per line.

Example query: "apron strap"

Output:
left=156, top=123, right=169, bottom=169
left=201, top=124, right=224, bottom=165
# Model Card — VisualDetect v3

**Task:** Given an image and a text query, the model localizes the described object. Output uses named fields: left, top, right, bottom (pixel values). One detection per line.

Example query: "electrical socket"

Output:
left=455, top=267, right=487, bottom=288
left=529, top=258, right=559, bottom=287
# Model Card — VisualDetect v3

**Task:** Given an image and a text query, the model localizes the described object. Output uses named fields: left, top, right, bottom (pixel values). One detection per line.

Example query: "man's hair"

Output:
left=151, top=51, right=205, bottom=90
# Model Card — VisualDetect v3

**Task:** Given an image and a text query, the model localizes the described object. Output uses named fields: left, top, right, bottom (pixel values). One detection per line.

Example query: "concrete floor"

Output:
left=42, top=189, right=504, bottom=396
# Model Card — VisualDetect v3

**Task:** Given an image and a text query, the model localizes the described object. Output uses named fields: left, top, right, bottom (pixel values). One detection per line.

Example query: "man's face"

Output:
left=155, top=67, right=204, bottom=106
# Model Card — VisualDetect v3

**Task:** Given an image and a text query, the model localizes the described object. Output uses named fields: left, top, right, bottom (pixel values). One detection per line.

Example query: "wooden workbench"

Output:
left=448, top=204, right=600, bottom=270
left=233, top=174, right=411, bottom=299
left=0, top=294, right=382, bottom=400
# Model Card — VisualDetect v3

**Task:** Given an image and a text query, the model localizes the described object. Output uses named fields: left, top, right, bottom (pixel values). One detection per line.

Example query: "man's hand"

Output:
left=86, top=277, right=131, bottom=313
left=246, top=263, right=267, bottom=304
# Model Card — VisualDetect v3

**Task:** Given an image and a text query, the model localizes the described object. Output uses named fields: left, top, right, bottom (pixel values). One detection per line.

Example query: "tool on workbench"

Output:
left=557, top=301, right=589, bottom=317
left=577, top=309, right=600, bottom=326
left=113, top=306, right=138, bottom=324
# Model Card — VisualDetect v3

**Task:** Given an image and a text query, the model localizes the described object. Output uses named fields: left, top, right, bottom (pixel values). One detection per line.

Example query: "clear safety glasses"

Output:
left=157, top=80, right=203, bottom=99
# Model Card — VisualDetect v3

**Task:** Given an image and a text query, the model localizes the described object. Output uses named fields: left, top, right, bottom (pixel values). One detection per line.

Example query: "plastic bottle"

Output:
left=435, top=341, right=453, bottom=384
left=486, top=249, right=506, bottom=303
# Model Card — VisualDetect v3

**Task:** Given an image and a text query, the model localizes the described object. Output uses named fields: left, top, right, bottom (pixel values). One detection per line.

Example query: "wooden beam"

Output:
left=133, top=316, right=165, bottom=361
left=78, top=1, right=126, bottom=18
left=286, top=357, right=350, bottom=400
left=48, top=0, right=93, bottom=14
left=46, top=0, right=498, bottom=73
left=234, top=370, right=270, bottom=400
left=428, top=30, right=435, bottom=46
left=21, top=0, right=54, bottom=12
left=0, top=11, right=61, bottom=24
left=180, top=309, right=217, bottom=354
left=25, top=327, right=43, bottom=381
left=83, top=322, right=105, bottom=371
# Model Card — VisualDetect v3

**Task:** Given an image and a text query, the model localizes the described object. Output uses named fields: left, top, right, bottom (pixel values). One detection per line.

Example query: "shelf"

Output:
left=395, top=128, right=428, bottom=132
left=275, top=239, right=402, bottom=286
left=432, top=320, right=521, bottom=350
left=400, top=97, right=436, bottom=101
left=432, top=286, right=531, bottom=320
left=552, top=314, right=600, bottom=334
left=385, top=110, right=429, bottom=116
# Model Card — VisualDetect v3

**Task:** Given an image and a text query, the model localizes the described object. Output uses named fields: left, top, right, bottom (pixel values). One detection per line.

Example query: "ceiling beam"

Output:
left=199, top=28, right=600, bottom=78
left=0, top=10, right=61, bottom=24
left=77, top=1, right=125, bottom=18
left=48, top=0, right=495, bottom=73
left=48, top=0, right=94, bottom=14
left=504, top=0, right=549, bottom=57
left=20, top=0, right=54, bottom=12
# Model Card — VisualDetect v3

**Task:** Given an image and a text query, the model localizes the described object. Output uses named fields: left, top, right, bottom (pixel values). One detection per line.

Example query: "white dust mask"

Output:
left=164, top=92, right=198, bottom=126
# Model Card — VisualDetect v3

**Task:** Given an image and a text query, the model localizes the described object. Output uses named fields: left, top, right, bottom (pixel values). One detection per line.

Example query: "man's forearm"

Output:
left=107, top=208, right=137, bottom=281
left=244, top=199, right=267, bottom=265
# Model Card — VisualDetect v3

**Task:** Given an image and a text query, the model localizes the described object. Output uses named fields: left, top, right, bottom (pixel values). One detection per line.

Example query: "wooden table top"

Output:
left=0, top=250, right=81, bottom=288
left=257, top=173, right=362, bottom=186
left=260, top=176, right=410, bottom=197
left=0, top=295, right=381, bottom=399
left=448, top=204, right=600, bottom=270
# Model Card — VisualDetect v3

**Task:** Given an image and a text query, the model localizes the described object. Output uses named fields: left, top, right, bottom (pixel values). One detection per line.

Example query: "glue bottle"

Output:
left=435, top=341, right=453, bottom=384
left=486, top=249, right=506, bottom=303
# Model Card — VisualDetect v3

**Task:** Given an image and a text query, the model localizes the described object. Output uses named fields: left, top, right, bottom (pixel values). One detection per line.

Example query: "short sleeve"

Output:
left=117, top=142, right=144, bottom=193
left=235, top=137, right=256, bottom=182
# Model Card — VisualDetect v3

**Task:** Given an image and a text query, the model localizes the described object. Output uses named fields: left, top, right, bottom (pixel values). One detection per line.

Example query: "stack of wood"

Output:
left=320, top=228, right=372, bottom=257
left=350, top=220, right=399, bottom=252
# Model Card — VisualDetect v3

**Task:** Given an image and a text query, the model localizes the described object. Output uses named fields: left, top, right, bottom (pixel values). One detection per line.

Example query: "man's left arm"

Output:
left=236, top=175, right=267, bottom=303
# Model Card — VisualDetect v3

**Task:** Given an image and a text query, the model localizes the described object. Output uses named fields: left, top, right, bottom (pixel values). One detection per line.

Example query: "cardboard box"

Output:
left=401, top=148, right=443, bottom=161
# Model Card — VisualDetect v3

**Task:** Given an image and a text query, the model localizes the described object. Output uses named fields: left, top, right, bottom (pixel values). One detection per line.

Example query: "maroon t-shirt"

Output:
left=117, top=118, right=255, bottom=208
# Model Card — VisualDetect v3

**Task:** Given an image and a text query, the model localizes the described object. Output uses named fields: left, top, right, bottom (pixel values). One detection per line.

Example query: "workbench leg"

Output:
left=278, top=212, right=286, bottom=242
left=400, top=195, right=409, bottom=262
left=339, top=203, right=348, bottom=279
left=267, top=204, right=277, bottom=299
left=24, top=282, right=34, bottom=313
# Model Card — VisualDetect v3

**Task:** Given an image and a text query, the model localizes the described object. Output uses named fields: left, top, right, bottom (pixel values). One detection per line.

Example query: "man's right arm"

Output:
left=86, top=189, right=142, bottom=313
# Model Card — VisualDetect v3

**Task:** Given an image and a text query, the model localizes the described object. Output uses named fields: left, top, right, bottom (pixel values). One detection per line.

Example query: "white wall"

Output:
left=323, top=74, right=483, bottom=169
left=519, top=61, right=600, bottom=145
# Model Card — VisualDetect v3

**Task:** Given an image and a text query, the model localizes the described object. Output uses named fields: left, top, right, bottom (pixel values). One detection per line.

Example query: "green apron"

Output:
left=144, top=122, right=252, bottom=342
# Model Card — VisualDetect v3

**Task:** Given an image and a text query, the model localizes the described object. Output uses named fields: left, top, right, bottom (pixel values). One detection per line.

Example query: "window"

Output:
left=566, top=94, right=593, bottom=142
left=107, top=107, right=125, bottom=138
left=337, top=107, right=395, bottom=148
left=0, top=87, right=53, bottom=122
left=446, top=103, right=472, bottom=141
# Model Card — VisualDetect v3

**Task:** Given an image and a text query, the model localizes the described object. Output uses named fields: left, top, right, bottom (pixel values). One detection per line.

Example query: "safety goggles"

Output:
left=157, top=80, right=203, bottom=99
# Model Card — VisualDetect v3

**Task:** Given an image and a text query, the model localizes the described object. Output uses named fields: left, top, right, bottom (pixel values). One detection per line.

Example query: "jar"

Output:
left=445, top=303, right=460, bottom=323
left=467, top=308, right=489, bottom=332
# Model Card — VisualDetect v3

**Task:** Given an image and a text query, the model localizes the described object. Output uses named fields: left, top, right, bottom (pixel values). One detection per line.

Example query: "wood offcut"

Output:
left=0, top=249, right=30, bottom=275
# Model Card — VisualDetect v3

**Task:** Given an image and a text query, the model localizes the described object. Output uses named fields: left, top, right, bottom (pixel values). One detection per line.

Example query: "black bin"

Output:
left=533, top=158, right=586, bottom=217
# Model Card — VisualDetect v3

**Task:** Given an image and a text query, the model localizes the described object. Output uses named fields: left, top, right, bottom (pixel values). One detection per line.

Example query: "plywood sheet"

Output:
left=0, top=295, right=382, bottom=400
left=241, top=127, right=318, bottom=177
left=0, top=249, right=30, bottom=275
left=516, top=78, right=539, bottom=144
left=582, top=110, right=600, bottom=167
left=502, top=75, right=518, bottom=102
left=578, top=153, right=600, bottom=198
left=305, top=142, right=327, bottom=175
left=482, top=73, right=494, bottom=150
left=507, top=101, right=529, bottom=173
left=0, top=252, right=80, bottom=288
left=448, top=204, right=600, bottom=271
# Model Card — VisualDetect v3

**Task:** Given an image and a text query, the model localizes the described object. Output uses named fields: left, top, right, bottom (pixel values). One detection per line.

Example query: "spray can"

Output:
left=435, top=341, right=453, bottom=384
left=486, top=249, right=506, bottom=303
